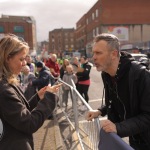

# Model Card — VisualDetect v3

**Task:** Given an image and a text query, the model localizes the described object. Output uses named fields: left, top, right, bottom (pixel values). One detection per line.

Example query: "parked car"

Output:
left=130, top=53, right=147, bottom=61
left=130, top=53, right=149, bottom=70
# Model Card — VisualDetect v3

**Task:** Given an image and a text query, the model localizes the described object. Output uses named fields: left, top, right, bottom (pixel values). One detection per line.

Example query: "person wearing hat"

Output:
left=31, top=61, right=55, bottom=90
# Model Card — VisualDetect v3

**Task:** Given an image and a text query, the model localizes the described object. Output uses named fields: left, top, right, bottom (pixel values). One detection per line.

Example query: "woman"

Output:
left=0, top=34, right=61, bottom=150
left=76, top=56, right=92, bottom=111
left=60, top=59, right=70, bottom=79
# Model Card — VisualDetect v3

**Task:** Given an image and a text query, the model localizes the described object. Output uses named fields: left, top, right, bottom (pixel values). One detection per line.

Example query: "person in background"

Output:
left=0, top=34, right=62, bottom=150
left=21, top=65, right=37, bottom=100
left=45, top=54, right=60, bottom=78
left=25, top=55, right=36, bottom=74
left=20, top=65, right=35, bottom=92
left=31, top=61, right=56, bottom=120
left=76, top=56, right=92, bottom=111
left=31, top=61, right=55, bottom=90
left=60, top=59, right=70, bottom=79
left=71, top=56, right=80, bottom=91
left=86, top=33, right=150, bottom=150
left=72, top=57, right=80, bottom=73
left=62, top=64, right=77, bottom=107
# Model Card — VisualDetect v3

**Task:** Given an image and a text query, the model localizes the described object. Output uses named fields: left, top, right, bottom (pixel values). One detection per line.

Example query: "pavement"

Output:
left=33, top=114, right=65, bottom=150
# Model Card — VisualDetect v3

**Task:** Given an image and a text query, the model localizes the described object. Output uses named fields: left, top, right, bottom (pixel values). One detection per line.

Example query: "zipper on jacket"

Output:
left=114, top=82, right=126, bottom=121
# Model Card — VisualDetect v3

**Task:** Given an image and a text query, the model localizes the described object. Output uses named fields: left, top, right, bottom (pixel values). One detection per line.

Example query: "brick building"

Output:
left=0, top=14, right=37, bottom=53
left=76, top=0, right=150, bottom=57
left=76, top=14, right=87, bottom=52
left=49, top=28, right=76, bottom=57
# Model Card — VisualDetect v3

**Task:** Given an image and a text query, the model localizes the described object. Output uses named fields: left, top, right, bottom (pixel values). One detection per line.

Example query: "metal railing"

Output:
left=56, top=78, right=101, bottom=150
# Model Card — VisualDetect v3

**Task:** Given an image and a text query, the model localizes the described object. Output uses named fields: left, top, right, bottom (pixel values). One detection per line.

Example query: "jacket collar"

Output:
left=10, top=84, right=30, bottom=109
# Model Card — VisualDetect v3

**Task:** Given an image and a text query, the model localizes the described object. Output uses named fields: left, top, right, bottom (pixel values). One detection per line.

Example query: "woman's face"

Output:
left=64, top=59, right=69, bottom=66
left=7, top=48, right=28, bottom=75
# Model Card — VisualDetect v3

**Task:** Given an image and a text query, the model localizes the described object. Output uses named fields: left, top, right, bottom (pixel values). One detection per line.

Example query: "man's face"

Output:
left=25, top=56, right=32, bottom=64
left=51, top=56, right=56, bottom=62
left=92, top=40, right=113, bottom=73
left=36, top=67, right=42, bottom=72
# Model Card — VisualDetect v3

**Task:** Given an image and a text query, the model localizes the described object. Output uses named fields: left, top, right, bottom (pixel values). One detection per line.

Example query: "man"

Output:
left=87, top=33, right=150, bottom=150
left=45, top=54, right=60, bottom=78
left=32, top=61, right=54, bottom=90
left=31, top=61, right=55, bottom=120
left=21, top=65, right=36, bottom=100
left=25, top=55, right=36, bottom=74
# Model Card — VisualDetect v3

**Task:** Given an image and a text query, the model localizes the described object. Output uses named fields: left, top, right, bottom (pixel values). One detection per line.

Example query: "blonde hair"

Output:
left=62, top=59, right=70, bottom=69
left=66, top=64, right=73, bottom=72
left=0, top=34, right=29, bottom=85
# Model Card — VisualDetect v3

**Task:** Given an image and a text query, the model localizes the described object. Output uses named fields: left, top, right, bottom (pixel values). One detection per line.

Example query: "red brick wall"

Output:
left=0, top=21, right=34, bottom=49
left=101, top=0, right=150, bottom=24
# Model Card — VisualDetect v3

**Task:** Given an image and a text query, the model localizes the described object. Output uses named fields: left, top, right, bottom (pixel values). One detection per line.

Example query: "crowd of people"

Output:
left=17, top=49, right=93, bottom=112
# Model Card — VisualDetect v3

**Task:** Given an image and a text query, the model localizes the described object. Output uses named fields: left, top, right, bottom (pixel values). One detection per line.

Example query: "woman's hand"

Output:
left=37, top=86, right=47, bottom=100
left=37, top=83, right=62, bottom=100
left=46, top=83, right=62, bottom=93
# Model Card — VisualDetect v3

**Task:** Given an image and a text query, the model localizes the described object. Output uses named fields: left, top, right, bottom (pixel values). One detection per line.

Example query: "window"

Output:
left=65, top=45, right=68, bottom=49
left=93, top=29, right=95, bottom=37
left=71, top=38, right=74, bottom=42
left=0, top=26, right=4, bottom=32
left=96, top=9, right=98, bottom=17
left=96, top=27, right=99, bottom=35
left=92, top=13, right=95, bottom=20
left=65, top=38, right=68, bottom=42
left=86, top=18, right=88, bottom=25
left=14, top=26, right=24, bottom=33
left=52, top=43, right=55, bottom=50
left=52, top=35, right=54, bottom=38
left=70, top=33, right=74, bottom=37
left=65, top=33, right=68, bottom=37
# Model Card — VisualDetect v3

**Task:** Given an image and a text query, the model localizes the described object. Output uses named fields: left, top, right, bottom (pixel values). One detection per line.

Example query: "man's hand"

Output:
left=86, top=110, right=101, bottom=121
left=101, top=120, right=117, bottom=133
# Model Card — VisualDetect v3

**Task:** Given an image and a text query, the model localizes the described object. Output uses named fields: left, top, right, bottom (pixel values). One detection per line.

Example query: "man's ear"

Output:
left=111, top=50, right=118, bottom=59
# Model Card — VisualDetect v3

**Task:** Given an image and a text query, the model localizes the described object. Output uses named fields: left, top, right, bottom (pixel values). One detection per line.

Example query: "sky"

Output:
left=0, top=0, right=98, bottom=42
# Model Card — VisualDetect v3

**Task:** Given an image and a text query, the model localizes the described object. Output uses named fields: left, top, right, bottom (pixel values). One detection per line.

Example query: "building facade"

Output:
left=76, top=14, right=87, bottom=53
left=75, top=0, right=150, bottom=57
left=0, top=14, right=37, bottom=53
left=49, top=28, right=76, bottom=57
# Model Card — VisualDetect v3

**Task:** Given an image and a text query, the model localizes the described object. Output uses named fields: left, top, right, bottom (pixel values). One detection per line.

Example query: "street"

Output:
left=88, top=66, right=103, bottom=109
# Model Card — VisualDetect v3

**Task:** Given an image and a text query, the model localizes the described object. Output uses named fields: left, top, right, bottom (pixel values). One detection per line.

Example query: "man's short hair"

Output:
left=36, top=61, right=44, bottom=68
left=94, top=33, right=120, bottom=51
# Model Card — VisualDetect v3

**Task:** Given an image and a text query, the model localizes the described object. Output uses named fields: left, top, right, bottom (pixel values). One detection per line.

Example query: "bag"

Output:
left=98, top=129, right=134, bottom=150
left=0, top=118, right=3, bottom=141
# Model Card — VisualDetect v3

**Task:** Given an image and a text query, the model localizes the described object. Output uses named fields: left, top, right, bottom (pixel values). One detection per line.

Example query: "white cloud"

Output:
left=0, top=0, right=98, bottom=41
